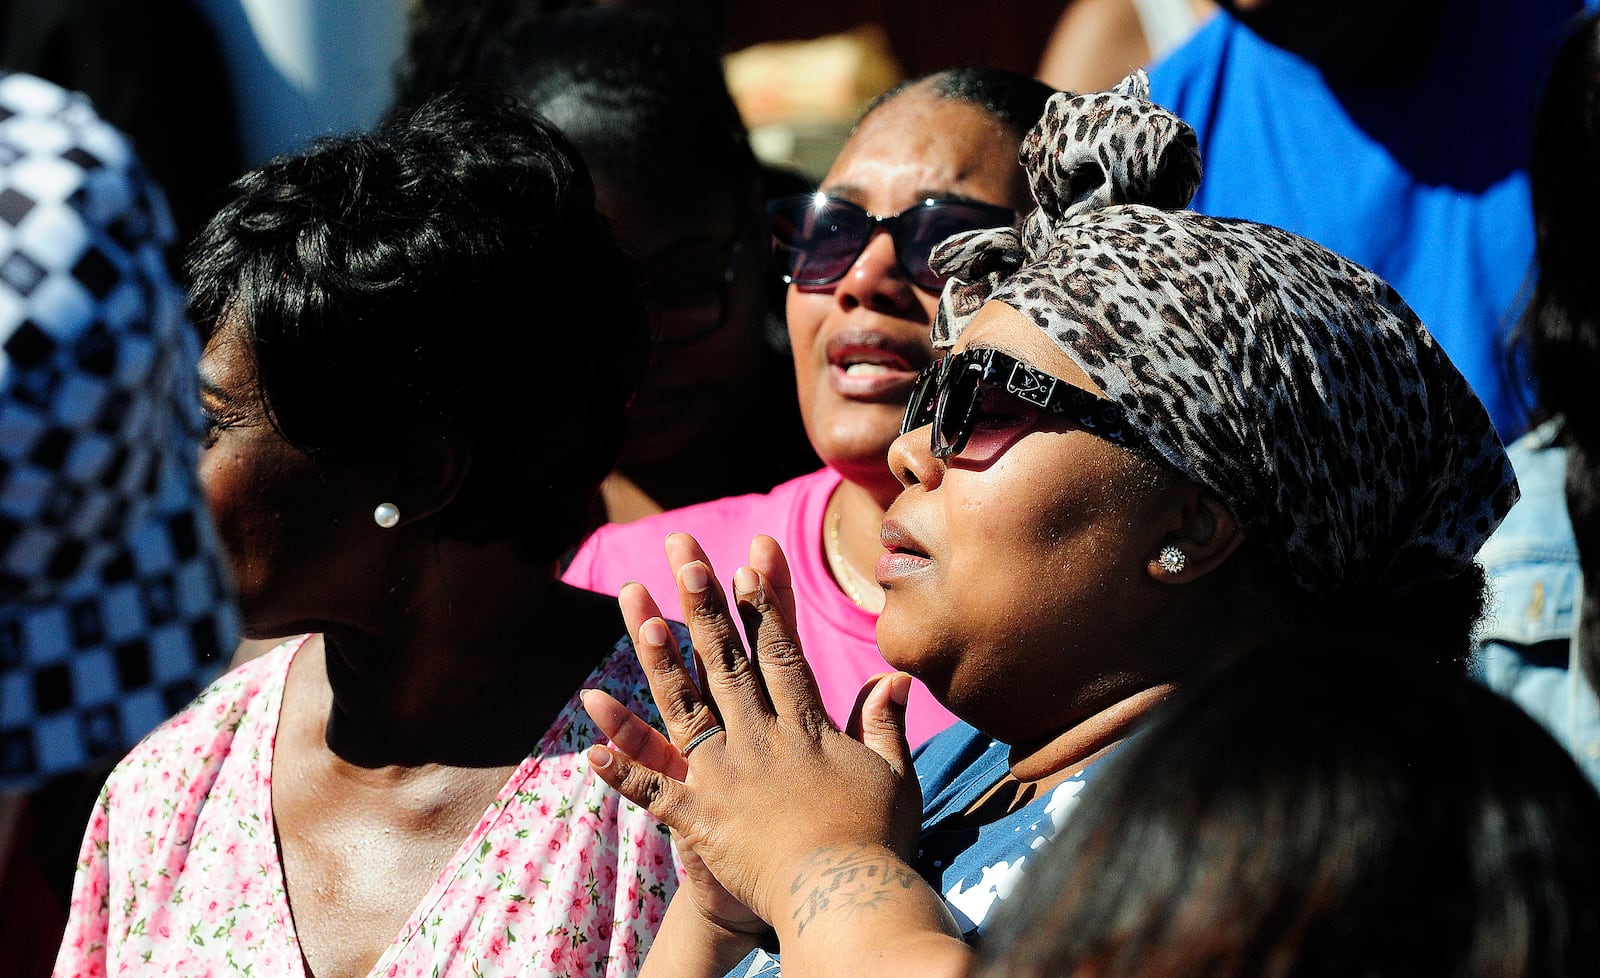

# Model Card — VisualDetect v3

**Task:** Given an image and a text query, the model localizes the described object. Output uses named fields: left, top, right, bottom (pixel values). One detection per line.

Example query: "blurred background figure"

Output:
left=469, top=8, right=818, bottom=522
left=399, top=2, right=1071, bottom=197
left=1037, top=0, right=1216, bottom=93
left=1147, top=0, right=1580, bottom=440
left=0, top=0, right=243, bottom=245
left=0, top=71, right=238, bottom=978
left=1476, top=7, right=1600, bottom=789
left=55, top=87, right=678, bottom=978
left=399, top=0, right=723, bottom=110
left=191, top=0, right=404, bottom=167
left=978, top=638, right=1600, bottom=978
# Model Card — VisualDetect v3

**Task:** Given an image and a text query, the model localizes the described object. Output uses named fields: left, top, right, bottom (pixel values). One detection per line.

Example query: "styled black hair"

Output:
left=186, top=86, right=649, bottom=561
left=1525, top=8, right=1600, bottom=450
left=860, top=66, right=1056, bottom=140
left=978, top=636, right=1600, bottom=978
left=473, top=7, right=757, bottom=212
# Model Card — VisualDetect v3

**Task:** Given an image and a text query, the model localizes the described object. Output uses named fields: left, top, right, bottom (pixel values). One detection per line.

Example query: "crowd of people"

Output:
left=3, top=1, right=1599, bottom=976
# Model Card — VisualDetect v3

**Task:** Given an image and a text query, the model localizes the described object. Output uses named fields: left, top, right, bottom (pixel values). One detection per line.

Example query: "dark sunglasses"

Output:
left=900, top=348, right=1145, bottom=459
left=766, top=193, right=1017, bottom=293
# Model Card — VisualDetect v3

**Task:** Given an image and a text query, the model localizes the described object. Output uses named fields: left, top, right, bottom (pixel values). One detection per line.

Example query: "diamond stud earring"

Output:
left=373, top=502, right=400, bottom=529
left=1157, top=545, right=1186, bottom=574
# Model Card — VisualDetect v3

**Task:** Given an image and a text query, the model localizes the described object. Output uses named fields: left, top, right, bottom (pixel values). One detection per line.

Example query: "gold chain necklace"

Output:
left=826, top=505, right=883, bottom=612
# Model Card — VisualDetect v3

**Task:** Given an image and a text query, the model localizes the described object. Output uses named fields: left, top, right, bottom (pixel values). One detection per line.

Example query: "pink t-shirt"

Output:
left=564, top=468, right=958, bottom=748
left=53, top=633, right=681, bottom=978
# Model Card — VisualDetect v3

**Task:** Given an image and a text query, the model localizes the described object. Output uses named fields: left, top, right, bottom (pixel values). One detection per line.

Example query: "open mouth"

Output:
left=877, top=519, right=933, bottom=584
left=882, top=540, right=930, bottom=560
left=826, top=331, right=927, bottom=401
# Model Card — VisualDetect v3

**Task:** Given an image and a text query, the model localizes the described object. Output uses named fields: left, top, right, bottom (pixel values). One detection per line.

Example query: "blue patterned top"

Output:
left=726, top=720, right=1118, bottom=975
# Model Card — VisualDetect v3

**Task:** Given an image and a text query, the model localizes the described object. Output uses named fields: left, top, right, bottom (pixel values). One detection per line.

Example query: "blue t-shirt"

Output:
left=727, top=721, right=1114, bottom=975
left=1147, top=0, right=1580, bottom=439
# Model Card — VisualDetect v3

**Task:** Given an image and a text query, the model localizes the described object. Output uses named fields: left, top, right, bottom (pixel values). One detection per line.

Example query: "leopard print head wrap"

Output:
left=931, top=70, right=1518, bottom=599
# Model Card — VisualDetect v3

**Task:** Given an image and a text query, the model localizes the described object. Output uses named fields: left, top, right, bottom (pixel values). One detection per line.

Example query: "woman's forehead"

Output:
left=823, top=92, right=1021, bottom=210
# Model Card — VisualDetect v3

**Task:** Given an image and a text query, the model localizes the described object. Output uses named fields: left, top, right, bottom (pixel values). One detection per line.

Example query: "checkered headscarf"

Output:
left=0, top=74, right=237, bottom=790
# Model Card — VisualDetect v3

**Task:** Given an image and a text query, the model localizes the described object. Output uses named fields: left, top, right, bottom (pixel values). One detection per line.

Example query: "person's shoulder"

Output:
left=602, top=469, right=834, bottom=539
left=914, top=721, right=1008, bottom=800
left=1147, top=9, right=1317, bottom=116
left=1504, top=419, right=1570, bottom=493
left=1147, top=9, right=1244, bottom=97
left=1477, top=421, right=1578, bottom=648
left=1481, top=420, right=1575, bottom=565
left=104, top=638, right=296, bottom=796
left=567, top=468, right=838, bottom=592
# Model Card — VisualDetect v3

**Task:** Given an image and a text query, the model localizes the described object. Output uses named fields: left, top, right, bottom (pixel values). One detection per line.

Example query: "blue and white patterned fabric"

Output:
left=724, top=720, right=1117, bottom=976
left=1474, top=419, right=1600, bottom=788
left=910, top=720, right=1111, bottom=938
left=0, top=72, right=237, bottom=790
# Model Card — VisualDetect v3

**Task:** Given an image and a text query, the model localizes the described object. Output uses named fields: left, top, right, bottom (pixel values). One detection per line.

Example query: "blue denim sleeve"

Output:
left=724, top=949, right=782, bottom=978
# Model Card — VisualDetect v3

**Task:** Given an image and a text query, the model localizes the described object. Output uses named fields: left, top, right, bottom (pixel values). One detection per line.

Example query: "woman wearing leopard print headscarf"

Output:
left=581, top=71, right=1522, bottom=978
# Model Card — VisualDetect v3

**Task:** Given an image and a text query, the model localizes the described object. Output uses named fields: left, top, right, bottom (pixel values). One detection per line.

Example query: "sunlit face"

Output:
left=787, top=84, right=1029, bottom=506
left=197, top=319, right=391, bottom=638
left=875, top=301, right=1190, bottom=746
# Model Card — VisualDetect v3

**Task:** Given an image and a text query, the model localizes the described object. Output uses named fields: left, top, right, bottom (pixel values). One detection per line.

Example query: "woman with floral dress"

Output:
left=52, top=88, right=681, bottom=978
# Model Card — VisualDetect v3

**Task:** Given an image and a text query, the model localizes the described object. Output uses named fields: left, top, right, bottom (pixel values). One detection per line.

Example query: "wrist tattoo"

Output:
left=787, top=844, right=923, bottom=935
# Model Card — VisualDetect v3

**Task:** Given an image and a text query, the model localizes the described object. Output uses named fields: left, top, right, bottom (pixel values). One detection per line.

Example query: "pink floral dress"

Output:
left=52, top=632, right=683, bottom=977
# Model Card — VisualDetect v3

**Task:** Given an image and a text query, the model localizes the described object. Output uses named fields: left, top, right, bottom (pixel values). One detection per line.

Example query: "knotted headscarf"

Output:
left=932, top=70, right=1518, bottom=599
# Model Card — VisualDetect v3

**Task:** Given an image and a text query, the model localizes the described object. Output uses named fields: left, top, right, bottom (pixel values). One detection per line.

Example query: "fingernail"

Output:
left=889, top=673, right=912, bottom=707
left=641, top=617, right=671, bottom=647
left=733, top=566, right=758, bottom=597
left=679, top=561, right=710, bottom=593
left=588, top=745, right=614, bottom=769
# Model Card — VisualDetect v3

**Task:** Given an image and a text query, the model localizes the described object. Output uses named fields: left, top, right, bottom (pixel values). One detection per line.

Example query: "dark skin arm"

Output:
left=583, top=533, right=972, bottom=978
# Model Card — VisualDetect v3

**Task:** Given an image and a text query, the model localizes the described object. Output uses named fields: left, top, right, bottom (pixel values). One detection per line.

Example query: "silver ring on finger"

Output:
left=680, top=724, right=725, bottom=758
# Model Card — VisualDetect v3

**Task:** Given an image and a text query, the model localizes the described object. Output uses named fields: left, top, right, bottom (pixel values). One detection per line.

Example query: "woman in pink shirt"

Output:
left=565, top=68, right=1054, bottom=748
left=53, top=90, right=681, bottom=978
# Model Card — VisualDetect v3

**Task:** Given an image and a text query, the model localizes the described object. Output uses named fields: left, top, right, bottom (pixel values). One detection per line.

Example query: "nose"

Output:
left=888, top=424, right=944, bottom=491
left=832, top=229, right=918, bottom=315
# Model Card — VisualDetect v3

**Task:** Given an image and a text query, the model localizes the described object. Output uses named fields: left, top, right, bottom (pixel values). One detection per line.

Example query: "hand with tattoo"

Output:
left=582, top=533, right=969, bottom=977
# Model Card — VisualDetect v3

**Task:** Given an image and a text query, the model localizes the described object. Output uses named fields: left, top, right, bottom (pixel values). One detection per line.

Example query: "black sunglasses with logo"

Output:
left=766, top=193, right=1017, bottom=293
left=900, top=348, right=1146, bottom=459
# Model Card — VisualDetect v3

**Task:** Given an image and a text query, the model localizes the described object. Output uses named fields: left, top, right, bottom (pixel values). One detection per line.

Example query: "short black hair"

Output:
left=860, top=67, right=1056, bottom=140
left=186, top=86, right=648, bottom=560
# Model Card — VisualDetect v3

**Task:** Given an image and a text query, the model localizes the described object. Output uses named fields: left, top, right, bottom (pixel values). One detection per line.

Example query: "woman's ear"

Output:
left=1146, top=487, right=1245, bottom=584
left=386, top=426, right=472, bottom=527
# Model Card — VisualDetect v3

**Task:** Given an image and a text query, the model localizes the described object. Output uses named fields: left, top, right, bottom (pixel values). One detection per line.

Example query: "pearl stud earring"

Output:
left=1157, top=545, right=1186, bottom=574
left=373, top=502, right=400, bottom=529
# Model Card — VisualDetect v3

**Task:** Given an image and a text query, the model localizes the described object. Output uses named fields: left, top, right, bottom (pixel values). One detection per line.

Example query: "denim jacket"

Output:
left=1473, top=419, right=1600, bottom=788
